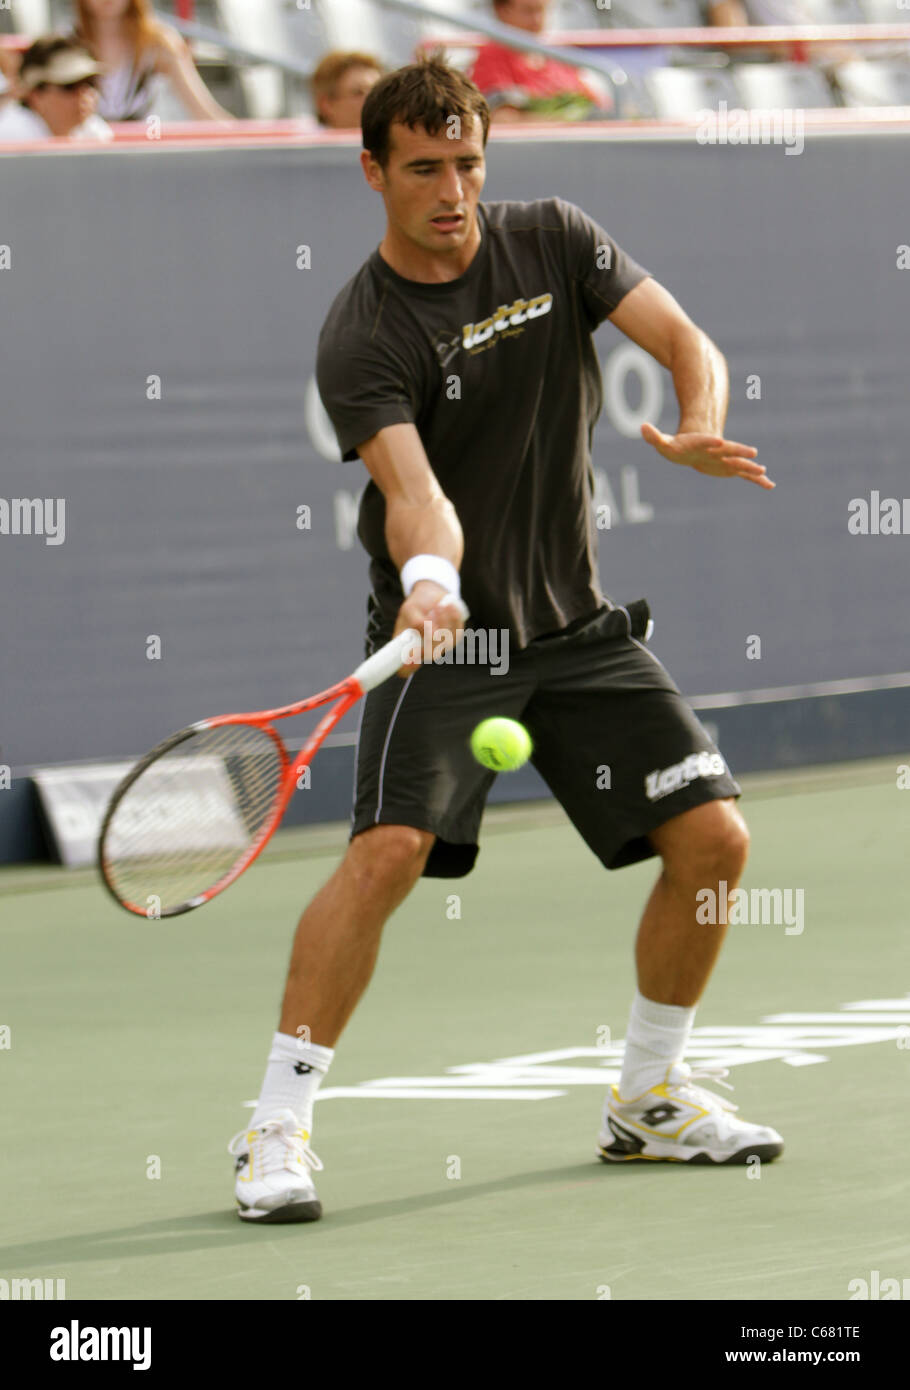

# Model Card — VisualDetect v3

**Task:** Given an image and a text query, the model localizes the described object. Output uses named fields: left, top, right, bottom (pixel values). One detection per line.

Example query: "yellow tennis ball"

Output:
left=470, top=717, right=532, bottom=772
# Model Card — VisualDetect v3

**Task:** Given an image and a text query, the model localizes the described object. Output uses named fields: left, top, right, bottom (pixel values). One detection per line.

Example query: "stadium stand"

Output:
left=603, top=0, right=706, bottom=24
left=861, top=0, right=910, bottom=18
left=800, top=0, right=867, bottom=20
left=833, top=54, right=910, bottom=100
left=733, top=57, right=836, bottom=104
left=643, top=61, right=741, bottom=112
left=2, top=0, right=909, bottom=124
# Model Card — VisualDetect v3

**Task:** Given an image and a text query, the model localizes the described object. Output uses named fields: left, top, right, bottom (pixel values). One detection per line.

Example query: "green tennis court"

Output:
left=2, top=755, right=908, bottom=1301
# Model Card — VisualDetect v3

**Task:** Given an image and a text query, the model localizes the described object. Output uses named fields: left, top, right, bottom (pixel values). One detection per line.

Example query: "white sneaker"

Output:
left=597, top=1062, right=784, bottom=1165
left=229, top=1108, right=324, bottom=1223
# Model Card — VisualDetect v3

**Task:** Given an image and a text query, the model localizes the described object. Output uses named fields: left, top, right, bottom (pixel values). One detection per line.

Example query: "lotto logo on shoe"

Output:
left=645, top=751, right=727, bottom=801
left=640, top=1103, right=682, bottom=1126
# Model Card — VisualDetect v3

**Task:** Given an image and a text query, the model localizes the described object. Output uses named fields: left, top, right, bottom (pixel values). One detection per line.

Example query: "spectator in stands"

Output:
left=0, top=35, right=113, bottom=142
left=471, top=0, right=612, bottom=121
left=312, top=52, right=383, bottom=129
left=704, top=0, right=748, bottom=19
left=72, top=0, right=233, bottom=123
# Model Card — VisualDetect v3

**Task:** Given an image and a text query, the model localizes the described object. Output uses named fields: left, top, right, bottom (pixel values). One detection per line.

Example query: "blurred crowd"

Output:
left=0, top=0, right=903, bottom=143
left=0, top=0, right=231, bottom=141
left=471, top=0, right=754, bottom=121
left=0, top=0, right=392, bottom=141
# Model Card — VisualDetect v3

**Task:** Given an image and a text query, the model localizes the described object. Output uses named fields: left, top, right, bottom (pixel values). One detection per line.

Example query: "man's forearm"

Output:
left=672, top=327, right=730, bottom=436
left=385, top=495, right=464, bottom=573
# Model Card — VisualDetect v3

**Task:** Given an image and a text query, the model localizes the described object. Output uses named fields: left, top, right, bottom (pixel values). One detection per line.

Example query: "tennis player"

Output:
left=229, top=56, right=783, bottom=1223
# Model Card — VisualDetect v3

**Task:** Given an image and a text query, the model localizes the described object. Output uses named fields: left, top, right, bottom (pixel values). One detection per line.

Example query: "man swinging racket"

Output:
left=228, top=55, right=782, bottom=1223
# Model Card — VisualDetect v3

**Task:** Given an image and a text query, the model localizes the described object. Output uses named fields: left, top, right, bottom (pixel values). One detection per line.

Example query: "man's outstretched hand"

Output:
left=640, top=422, right=775, bottom=491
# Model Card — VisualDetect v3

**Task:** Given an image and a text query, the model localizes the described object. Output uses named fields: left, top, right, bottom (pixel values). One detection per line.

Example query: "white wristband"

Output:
left=400, top=554, right=461, bottom=599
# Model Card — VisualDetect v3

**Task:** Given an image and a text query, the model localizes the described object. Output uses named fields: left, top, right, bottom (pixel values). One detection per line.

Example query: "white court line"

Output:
left=689, top=671, right=910, bottom=710
left=316, top=672, right=910, bottom=744
left=18, top=672, right=909, bottom=777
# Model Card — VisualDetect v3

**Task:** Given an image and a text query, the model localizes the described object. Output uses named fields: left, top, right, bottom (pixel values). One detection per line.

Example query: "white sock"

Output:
left=618, top=991, right=696, bottom=1100
left=249, top=1032, right=334, bottom=1137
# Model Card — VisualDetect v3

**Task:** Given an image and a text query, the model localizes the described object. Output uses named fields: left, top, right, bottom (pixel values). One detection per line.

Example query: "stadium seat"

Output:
left=799, top=0, right=867, bottom=22
left=11, top=0, right=52, bottom=33
left=858, top=0, right=910, bottom=21
left=44, top=0, right=69, bottom=27
left=547, top=0, right=612, bottom=27
left=162, top=1, right=265, bottom=119
left=312, top=0, right=413, bottom=65
left=734, top=61, right=835, bottom=108
left=215, top=0, right=288, bottom=118
left=644, top=64, right=742, bottom=116
left=600, top=0, right=705, bottom=27
left=281, top=0, right=330, bottom=53
left=608, top=67, right=661, bottom=116
left=156, top=1, right=316, bottom=119
left=832, top=57, right=910, bottom=103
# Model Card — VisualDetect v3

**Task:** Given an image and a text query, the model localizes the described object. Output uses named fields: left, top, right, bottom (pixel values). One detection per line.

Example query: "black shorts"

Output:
left=350, top=600, right=741, bottom=878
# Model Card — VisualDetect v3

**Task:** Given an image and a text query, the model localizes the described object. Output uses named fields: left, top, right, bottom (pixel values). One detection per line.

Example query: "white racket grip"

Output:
left=352, top=595, right=470, bottom=692
left=353, top=628, right=422, bottom=692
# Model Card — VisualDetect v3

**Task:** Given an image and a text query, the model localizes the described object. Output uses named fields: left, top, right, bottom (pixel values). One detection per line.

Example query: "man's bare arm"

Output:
left=609, top=277, right=728, bottom=434
left=608, top=278, right=774, bottom=490
left=357, top=422, right=463, bottom=570
left=357, top=423, right=466, bottom=669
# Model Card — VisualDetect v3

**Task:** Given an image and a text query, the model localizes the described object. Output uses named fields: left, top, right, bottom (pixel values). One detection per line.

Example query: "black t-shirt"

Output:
left=316, top=196, right=650, bottom=647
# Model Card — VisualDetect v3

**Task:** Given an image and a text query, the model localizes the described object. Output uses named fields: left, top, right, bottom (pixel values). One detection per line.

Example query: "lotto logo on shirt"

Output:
left=645, top=751, right=727, bottom=801
left=462, top=293, right=553, bottom=352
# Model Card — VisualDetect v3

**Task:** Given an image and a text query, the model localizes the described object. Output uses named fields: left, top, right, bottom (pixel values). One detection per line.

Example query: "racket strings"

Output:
left=102, top=723, right=287, bottom=914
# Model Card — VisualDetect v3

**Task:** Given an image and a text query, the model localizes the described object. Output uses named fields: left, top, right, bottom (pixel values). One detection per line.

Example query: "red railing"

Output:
left=0, top=104, right=906, bottom=157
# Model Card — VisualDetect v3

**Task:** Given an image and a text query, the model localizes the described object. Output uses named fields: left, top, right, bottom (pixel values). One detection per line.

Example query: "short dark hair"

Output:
left=361, top=53, right=490, bottom=168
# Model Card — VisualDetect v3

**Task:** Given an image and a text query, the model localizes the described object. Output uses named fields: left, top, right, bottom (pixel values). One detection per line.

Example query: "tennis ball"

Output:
left=470, top=717, right=532, bottom=772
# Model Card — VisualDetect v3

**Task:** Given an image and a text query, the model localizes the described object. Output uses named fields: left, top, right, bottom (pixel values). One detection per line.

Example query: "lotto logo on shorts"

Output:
left=645, top=751, right=726, bottom=801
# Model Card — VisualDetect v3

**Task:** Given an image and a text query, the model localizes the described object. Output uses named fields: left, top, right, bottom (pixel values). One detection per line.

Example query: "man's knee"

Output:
left=653, top=799, right=750, bottom=883
left=346, top=824, right=435, bottom=894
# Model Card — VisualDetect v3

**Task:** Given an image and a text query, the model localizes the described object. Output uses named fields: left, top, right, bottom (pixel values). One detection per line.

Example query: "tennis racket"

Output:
left=98, top=626, right=426, bottom=919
